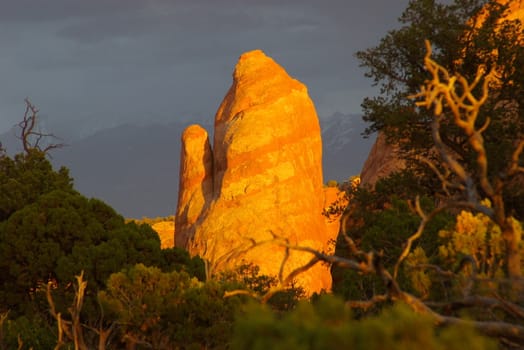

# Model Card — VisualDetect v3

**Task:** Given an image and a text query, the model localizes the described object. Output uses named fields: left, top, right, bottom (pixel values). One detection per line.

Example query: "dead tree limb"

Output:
left=17, top=98, right=65, bottom=155
left=46, top=272, right=114, bottom=350
left=410, top=40, right=522, bottom=278
left=281, top=238, right=524, bottom=342
left=221, top=224, right=524, bottom=342
left=227, top=38, right=524, bottom=344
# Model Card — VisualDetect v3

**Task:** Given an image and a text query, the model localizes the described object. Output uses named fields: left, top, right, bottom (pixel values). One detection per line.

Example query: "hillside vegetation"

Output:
left=1, top=0, right=524, bottom=348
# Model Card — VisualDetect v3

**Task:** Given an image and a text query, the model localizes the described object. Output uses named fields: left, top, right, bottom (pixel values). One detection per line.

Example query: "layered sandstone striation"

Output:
left=174, top=125, right=213, bottom=248
left=175, top=50, right=339, bottom=294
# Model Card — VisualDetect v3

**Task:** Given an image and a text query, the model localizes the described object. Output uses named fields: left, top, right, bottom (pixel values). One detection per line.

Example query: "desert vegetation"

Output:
left=1, top=0, right=524, bottom=349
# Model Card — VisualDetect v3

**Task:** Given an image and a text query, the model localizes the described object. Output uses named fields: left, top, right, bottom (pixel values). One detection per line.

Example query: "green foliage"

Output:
left=438, top=207, right=506, bottom=277
left=100, top=264, right=242, bottom=349
left=357, top=0, right=524, bottom=215
left=408, top=207, right=524, bottom=301
left=0, top=149, right=72, bottom=221
left=0, top=149, right=209, bottom=332
left=219, top=263, right=305, bottom=312
left=0, top=139, right=220, bottom=348
left=326, top=179, right=339, bottom=187
left=333, top=185, right=453, bottom=301
left=3, top=3, right=523, bottom=345
left=1, top=314, right=56, bottom=350
left=159, top=247, right=206, bottom=280
left=404, top=246, right=432, bottom=298
left=0, top=188, right=167, bottom=316
left=127, top=215, right=175, bottom=225
left=331, top=270, right=385, bottom=311
left=232, top=294, right=495, bottom=350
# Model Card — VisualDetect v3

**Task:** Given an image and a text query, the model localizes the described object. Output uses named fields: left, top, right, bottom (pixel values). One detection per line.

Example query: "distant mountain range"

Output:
left=1, top=113, right=374, bottom=218
left=321, top=112, right=375, bottom=182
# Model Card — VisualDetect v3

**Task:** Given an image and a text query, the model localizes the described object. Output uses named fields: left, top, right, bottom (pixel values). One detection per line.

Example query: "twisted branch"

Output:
left=17, top=98, right=65, bottom=155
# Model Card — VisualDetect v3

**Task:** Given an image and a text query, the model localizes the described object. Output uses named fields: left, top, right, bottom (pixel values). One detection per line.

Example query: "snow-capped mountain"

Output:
left=320, top=112, right=375, bottom=182
left=1, top=113, right=374, bottom=217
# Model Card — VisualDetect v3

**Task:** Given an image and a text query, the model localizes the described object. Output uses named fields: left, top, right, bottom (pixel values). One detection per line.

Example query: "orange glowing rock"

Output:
left=502, top=0, right=524, bottom=19
left=475, top=0, right=524, bottom=23
left=152, top=221, right=175, bottom=249
left=175, top=50, right=338, bottom=294
left=175, top=124, right=213, bottom=248
left=323, top=186, right=349, bottom=240
left=462, top=0, right=524, bottom=83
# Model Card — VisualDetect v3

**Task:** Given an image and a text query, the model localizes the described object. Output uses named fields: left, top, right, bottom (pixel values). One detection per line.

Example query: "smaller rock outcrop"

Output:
left=152, top=221, right=175, bottom=249
left=323, top=186, right=349, bottom=238
left=359, top=132, right=405, bottom=188
left=174, top=125, right=213, bottom=248
left=360, top=1, right=524, bottom=189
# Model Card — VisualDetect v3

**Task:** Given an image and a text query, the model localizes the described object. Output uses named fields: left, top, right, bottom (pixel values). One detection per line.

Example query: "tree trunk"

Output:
left=502, top=221, right=521, bottom=279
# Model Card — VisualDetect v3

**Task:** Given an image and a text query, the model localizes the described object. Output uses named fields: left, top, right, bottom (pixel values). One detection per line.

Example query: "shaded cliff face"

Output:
left=359, top=132, right=405, bottom=188
left=175, top=50, right=339, bottom=294
left=359, top=1, right=524, bottom=189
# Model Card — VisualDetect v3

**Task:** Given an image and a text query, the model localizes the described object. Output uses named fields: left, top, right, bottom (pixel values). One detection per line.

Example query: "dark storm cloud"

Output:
left=0, top=0, right=149, bottom=22
left=0, top=0, right=410, bottom=136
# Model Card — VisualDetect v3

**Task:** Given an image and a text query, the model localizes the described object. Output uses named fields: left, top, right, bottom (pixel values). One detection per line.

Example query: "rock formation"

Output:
left=175, top=50, right=339, bottom=294
left=359, top=0, right=524, bottom=190
left=174, top=125, right=213, bottom=248
left=152, top=221, right=175, bottom=249
left=323, top=186, right=349, bottom=236
left=477, top=0, right=524, bottom=23
left=359, top=132, right=405, bottom=188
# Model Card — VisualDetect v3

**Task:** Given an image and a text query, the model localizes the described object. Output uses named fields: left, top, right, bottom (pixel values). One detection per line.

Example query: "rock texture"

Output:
left=175, top=50, right=337, bottom=294
left=152, top=221, right=175, bottom=249
left=323, top=186, right=349, bottom=238
left=359, top=132, right=405, bottom=188
left=479, top=0, right=524, bottom=23
left=174, top=125, right=213, bottom=248
left=502, top=0, right=524, bottom=20
left=359, top=0, right=524, bottom=190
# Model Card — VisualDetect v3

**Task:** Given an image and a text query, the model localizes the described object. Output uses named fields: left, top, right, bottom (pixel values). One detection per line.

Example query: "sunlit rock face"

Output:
left=323, top=186, right=349, bottom=238
left=175, top=50, right=337, bottom=294
left=479, top=0, right=524, bottom=23
left=502, top=0, right=524, bottom=19
left=152, top=221, right=175, bottom=249
left=175, top=125, right=213, bottom=248
left=464, top=0, right=524, bottom=81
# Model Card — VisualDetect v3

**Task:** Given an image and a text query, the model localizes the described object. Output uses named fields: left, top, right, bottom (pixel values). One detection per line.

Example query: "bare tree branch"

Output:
left=394, top=197, right=448, bottom=279
left=17, top=98, right=65, bottom=156
left=509, top=140, right=524, bottom=176
left=46, top=272, right=114, bottom=350
left=220, top=223, right=524, bottom=342
left=280, top=239, right=524, bottom=342
left=426, top=295, right=524, bottom=320
left=224, top=39, right=524, bottom=346
left=346, top=294, right=388, bottom=311
left=224, top=40, right=524, bottom=343
left=410, top=40, right=521, bottom=278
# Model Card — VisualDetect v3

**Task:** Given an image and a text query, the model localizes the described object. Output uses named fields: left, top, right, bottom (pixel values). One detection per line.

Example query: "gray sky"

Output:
left=0, top=0, right=409, bottom=138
